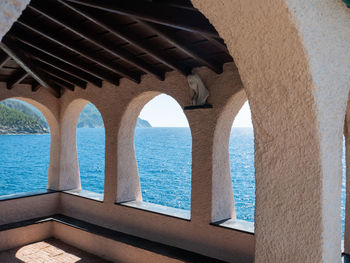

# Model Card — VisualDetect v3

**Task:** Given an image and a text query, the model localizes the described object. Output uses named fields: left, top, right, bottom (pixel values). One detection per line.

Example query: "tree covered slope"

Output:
left=0, top=103, right=48, bottom=134
left=0, top=100, right=151, bottom=134
left=78, top=103, right=152, bottom=128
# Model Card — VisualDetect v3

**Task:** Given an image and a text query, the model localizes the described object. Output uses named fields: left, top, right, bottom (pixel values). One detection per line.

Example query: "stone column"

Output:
left=189, top=65, right=246, bottom=224
left=48, top=99, right=88, bottom=191
left=188, top=109, right=217, bottom=224
left=193, top=0, right=350, bottom=262
left=116, top=91, right=160, bottom=203
left=103, top=124, right=118, bottom=203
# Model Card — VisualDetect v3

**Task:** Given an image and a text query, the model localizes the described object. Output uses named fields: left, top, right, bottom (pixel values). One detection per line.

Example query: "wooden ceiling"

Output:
left=0, top=0, right=233, bottom=97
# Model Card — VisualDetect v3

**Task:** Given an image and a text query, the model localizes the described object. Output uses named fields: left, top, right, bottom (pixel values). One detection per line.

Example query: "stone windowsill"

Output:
left=0, top=190, right=57, bottom=202
left=117, top=200, right=191, bottom=221
left=211, top=218, right=254, bottom=235
left=63, top=189, right=104, bottom=202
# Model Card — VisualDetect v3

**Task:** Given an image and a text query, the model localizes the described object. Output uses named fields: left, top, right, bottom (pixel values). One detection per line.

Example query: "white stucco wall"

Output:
left=2, top=0, right=350, bottom=261
left=192, top=0, right=350, bottom=262
left=284, top=1, right=350, bottom=259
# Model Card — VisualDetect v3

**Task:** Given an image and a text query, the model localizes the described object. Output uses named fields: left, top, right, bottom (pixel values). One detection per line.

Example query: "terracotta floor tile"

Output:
left=0, top=238, right=110, bottom=263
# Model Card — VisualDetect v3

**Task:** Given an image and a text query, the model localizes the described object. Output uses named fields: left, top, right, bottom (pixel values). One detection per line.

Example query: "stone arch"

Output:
left=212, top=91, right=247, bottom=222
left=116, top=91, right=192, bottom=204
left=59, top=98, right=107, bottom=191
left=75, top=102, right=106, bottom=194
left=192, top=0, right=350, bottom=262
left=0, top=96, right=56, bottom=193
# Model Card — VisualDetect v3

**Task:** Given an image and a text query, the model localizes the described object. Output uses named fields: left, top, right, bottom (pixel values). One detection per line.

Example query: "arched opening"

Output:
left=229, top=101, right=255, bottom=222
left=76, top=102, right=105, bottom=197
left=0, top=98, right=50, bottom=196
left=134, top=94, right=192, bottom=214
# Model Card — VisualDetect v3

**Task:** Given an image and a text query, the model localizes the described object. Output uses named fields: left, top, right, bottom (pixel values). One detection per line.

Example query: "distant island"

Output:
left=0, top=100, right=151, bottom=134
left=0, top=101, right=48, bottom=134
left=78, top=103, right=151, bottom=128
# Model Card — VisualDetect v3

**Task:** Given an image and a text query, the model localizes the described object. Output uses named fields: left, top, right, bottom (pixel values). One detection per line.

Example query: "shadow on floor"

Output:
left=0, top=238, right=110, bottom=263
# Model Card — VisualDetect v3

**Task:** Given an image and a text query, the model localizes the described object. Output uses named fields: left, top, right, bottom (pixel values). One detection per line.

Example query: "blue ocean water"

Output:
left=134, top=128, right=192, bottom=209
left=0, top=127, right=346, bottom=236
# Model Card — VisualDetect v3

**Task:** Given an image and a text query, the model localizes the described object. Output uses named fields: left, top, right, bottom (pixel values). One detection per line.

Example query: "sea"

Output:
left=0, top=127, right=346, bottom=236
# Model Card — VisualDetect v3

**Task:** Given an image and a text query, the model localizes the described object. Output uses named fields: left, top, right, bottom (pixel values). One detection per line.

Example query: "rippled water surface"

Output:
left=0, top=127, right=347, bottom=236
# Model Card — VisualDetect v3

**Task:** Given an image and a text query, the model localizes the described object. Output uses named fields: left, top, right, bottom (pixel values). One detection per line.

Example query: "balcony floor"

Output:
left=0, top=238, right=110, bottom=263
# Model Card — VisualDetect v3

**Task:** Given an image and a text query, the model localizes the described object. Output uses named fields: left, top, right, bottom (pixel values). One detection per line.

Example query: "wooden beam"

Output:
left=206, top=37, right=231, bottom=53
left=63, top=0, right=219, bottom=38
left=0, top=37, right=61, bottom=97
left=6, top=68, right=28, bottom=89
left=46, top=74, right=75, bottom=91
left=139, top=21, right=222, bottom=73
left=17, top=18, right=141, bottom=83
left=33, top=59, right=87, bottom=89
left=0, top=53, right=10, bottom=68
left=11, top=27, right=120, bottom=86
left=57, top=1, right=189, bottom=75
left=150, top=0, right=197, bottom=11
left=29, top=2, right=165, bottom=80
left=31, top=81, right=40, bottom=92
left=22, top=43, right=103, bottom=87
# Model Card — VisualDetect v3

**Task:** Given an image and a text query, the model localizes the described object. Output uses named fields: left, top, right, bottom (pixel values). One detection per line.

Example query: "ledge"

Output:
left=184, top=104, right=213, bottom=110
left=211, top=218, right=254, bottom=235
left=0, top=190, right=57, bottom=202
left=62, top=189, right=103, bottom=202
left=0, top=214, right=225, bottom=263
left=117, top=200, right=190, bottom=221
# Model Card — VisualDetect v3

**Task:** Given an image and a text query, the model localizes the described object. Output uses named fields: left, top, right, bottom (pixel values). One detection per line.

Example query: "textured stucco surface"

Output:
left=55, top=63, right=253, bottom=262
left=0, top=63, right=254, bottom=262
left=284, top=1, right=350, bottom=261
left=0, top=0, right=30, bottom=42
left=192, top=0, right=350, bottom=262
left=2, top=0, right=350, bottom=261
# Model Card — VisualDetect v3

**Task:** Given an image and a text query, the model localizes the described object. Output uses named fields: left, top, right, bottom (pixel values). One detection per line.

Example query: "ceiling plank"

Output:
left=57, top=1, right=190, bottom=75
left=0, top=53, right=11, bottom=69
left=62, top=0, right=218, bottom=38
left=21, top=43, right=103, bottom=87
left=0, top=37, right=61, bottom=97
left=139, top=21, right=222, bottom=73
left=33, top=59, right=87, bottom=89
left=6, top=68, right=28, bottom=89
left=31, top=81, right=40, bottom=92
left=150, top=0, right=197, bottom=11
left=12, top=27, right=120, bottom=86
left=29, top=2, right=165, bottom=80
left=46, top=74, right=75, bottom=91
left=17, top=18, right=141, bottom=83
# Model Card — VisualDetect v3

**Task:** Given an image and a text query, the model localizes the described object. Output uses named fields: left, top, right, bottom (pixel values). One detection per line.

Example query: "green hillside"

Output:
left=0, top=104, right=48, bottom=134
left=0, top=99, right=48, bottom=128
left=78, top=103, right=151, bottom=128
left=0, top=100, right=151, bottom=133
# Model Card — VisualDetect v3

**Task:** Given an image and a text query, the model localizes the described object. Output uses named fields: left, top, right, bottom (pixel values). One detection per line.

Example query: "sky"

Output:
left=139, top=94, right=252, bottom=128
